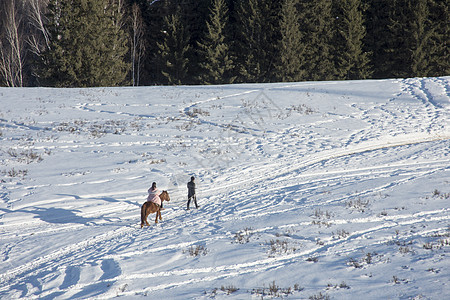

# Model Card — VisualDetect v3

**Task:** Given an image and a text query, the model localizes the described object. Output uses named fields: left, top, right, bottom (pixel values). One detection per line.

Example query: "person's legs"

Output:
left=194, top=195, right=198, bottom=208
left=187, top=196, right=192, bottom=210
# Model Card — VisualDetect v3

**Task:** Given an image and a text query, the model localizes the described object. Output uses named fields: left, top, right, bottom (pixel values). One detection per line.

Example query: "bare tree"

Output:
left=130, top=3, right=146, bottom=86
left=0, top=0, right=25, bottom=87
left=27, top=0, right=50, bottom=56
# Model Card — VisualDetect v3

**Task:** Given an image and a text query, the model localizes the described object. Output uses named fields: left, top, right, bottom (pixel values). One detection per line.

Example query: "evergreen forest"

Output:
left=0, top=0, right=448, bottom=87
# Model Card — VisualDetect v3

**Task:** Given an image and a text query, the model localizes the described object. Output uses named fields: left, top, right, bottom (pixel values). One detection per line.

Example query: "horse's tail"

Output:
left=140, top=203, right=146, bottom=228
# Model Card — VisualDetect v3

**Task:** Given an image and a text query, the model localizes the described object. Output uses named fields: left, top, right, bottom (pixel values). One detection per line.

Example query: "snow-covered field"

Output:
left=1, top=77, right=449, bottom=299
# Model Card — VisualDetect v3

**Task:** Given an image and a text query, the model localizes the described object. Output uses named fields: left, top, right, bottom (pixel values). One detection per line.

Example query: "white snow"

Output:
left=0, top=77, right=449, bottom=299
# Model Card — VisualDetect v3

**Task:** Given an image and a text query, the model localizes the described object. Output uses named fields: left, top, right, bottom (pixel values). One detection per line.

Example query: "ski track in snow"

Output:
left=0, top=77, right=449, bottom=299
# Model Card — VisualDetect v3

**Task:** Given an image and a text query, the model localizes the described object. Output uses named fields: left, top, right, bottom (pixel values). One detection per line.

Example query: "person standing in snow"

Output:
left=187, top=176, right=198, bottom=210
left=147, top=182, right=164, bottom=210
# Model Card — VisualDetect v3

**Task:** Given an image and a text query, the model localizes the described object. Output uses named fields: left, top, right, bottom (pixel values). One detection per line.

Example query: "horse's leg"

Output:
left=142, top=203, right=151, bottom=227
left=154, top=210, right=158, bottom=223
left=159, top=208, right=163, bottom=221
left=145, top=207, right=151, bottom=226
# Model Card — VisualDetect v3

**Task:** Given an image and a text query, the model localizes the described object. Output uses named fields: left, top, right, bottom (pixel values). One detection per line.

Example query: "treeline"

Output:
left=0, top=0, right=448, bottom=87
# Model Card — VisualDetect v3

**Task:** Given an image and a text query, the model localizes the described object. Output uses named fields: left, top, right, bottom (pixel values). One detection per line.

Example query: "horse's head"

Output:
left=160, top=190, right=170, bottom=202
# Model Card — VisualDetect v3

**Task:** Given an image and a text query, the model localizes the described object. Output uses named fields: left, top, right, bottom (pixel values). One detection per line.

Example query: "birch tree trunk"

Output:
left=131, top=3, right=145, bottom=86
left=0, top=0, right=24, bottom=87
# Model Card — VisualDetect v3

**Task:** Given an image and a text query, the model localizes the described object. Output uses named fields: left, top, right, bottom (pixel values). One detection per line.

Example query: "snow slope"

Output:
left=0, top=77, right=449, bottom=299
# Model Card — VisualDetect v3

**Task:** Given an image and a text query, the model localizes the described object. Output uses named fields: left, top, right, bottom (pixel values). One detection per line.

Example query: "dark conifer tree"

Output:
left=409, top=0, right=434, bottom=77
left=233, top=0, right=263, bottom=83
left=197, top=0, right=235, bottom=84
left=39, top=0, right=128, bottom=87
left=385, top=0, right=417, bottom=78
left=428, top=0, right=450, bottom=76
left=265, top=1, right=283, bottom=81
left=298, top=0, right=336, bottom=81
left=141, top=0, right=209, bottom=84
left=38, top=0, right=76, bottom=86
left=156, top=9, right=191, bottom=85
left=383, top=0, right=446, bottom=78
left=276, top=0, right=306, bottom=82
left=363, top=0, right=390, bottom=78
left=140, top=0, right=173, bottom=84
left=334, top=0, right=372, bottom=80
left=178, top=0, right=210, bottom=83
left=233, top=0, right=280, bottom=83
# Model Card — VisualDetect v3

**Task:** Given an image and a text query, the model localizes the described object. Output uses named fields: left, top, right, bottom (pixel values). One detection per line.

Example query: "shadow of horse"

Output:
left=0, top=207, right=94, bottom=225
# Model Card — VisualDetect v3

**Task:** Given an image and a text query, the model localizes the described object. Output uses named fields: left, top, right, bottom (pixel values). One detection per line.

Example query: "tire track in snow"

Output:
left=98, top=138, right=447, bottom=294
left=400, top=78, right=448, bottom=134
left=0, top=224, right=138, bottom=292
left=0, top=186, right=218, bottom=296
left=217, top=160, right=448, bottom=223
left=58, top=208, right=450, bottom=298
left=182, top=80, right=449, bottom=200
left=56, top=164, right=447, bottom=296
left=201, top=133, right=450, bottom=199
left=403, top=78, right=443, bottom=109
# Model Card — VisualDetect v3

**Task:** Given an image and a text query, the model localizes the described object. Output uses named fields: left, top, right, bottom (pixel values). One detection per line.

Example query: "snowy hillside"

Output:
left=1, top=77, right=449, bottom=299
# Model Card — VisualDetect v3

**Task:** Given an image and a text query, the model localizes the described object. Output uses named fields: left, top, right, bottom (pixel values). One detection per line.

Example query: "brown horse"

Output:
left=140, top=191, right=170, bottom=227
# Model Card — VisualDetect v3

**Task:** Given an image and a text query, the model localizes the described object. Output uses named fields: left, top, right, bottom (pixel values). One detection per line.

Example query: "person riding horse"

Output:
left=147, top=182, right=164, bottom=210
left=141, top=184, right=171, bottom=227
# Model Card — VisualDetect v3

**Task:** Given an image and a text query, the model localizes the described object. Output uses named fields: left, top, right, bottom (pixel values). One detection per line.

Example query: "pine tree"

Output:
left=232, top=0, right=281, bottom=83
left=38, top=0, right=78, bottom=87
left=428, top=0, right=450, bottom=76
left=409, top=0, right=434, bottom=77
left=408, top=0, right=449, bottom=77
left=334, top=0, right=372, bottom=80
left=197, top=0, right=235, bottom=84
left=298, top=0, right=336, bottom=81
left=276, top=0, right=306, bottom=82
left=178, top=0, right=210, bottom=83
left=139, top=0, right=172, bottom=84
left=156, top=9, right=191, bottom=85
left=383, top=0, right=444, bottom=78
left=265, top=1, right=283, bottom=82
left=363, top=0, right=391, bottom=78
left=386, top=0, right=416, bottom=77
left=364, top=0, right=448, bottom=79
left=233, top=0, right=264, bottom=83
left=39, top=0, right=129, bottom=87
left=98, top=0, right=129, bottom=86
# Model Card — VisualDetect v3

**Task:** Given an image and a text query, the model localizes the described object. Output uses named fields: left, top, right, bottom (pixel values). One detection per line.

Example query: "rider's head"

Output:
left=152, top=182, right=157, bottom=189
left=191, top=176, right=195, bottom=181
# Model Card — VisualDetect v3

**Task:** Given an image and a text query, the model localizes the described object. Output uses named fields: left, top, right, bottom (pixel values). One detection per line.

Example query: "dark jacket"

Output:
left=187, top=181, right=195, bottom=198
